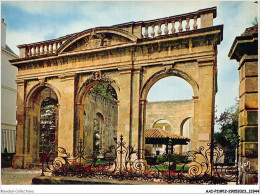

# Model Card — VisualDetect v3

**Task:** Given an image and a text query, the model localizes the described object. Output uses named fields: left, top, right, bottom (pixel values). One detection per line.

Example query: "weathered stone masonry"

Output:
left=84, top=91, right=118, bottom=154
left=229, top=24, right=258, bottom=184
left=10, top=7, right=223, bottom=168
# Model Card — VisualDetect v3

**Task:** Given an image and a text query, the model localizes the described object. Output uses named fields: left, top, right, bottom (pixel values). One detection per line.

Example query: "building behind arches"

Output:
left=10, top=7, right=223, bottom=169
left=146, top=100, right=194, bottom=154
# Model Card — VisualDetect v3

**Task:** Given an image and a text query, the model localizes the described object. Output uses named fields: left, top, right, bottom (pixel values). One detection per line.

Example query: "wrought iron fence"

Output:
left=40, top=134, right=239, bottom=184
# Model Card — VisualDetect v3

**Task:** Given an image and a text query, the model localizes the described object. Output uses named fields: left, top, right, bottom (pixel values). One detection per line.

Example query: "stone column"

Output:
left=194, top=58, right=216, bottom=175
left=12, top=80, right=26, bottom=168
left=139, top=99, right=147, bottom=159
left=229, top=28, right=258, bottom=184
left=58, top=74, right=75, bottom=156
left=75, top=103, right=84, bottom=150
left=131, top=68, right=141, bottom=152
left=192, top=96, right=199, bottom=150
left=238, top=55, right=258, bottom=184
left=117, top=69, right=132, bottom=146
left=196, top=59, right=215, bottom=150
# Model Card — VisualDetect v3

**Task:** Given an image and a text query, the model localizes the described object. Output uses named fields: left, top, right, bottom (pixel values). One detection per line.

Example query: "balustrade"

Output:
left=140, top=7, right=216, bottom=38
left=18, top=7, right=216, bottom=58
left=23, top=39, right=65, bottom=57
left=141, top=15, right=202, bottom=38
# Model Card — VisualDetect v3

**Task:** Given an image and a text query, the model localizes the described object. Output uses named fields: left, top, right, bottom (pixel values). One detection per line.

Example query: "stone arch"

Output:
left=26, top=82, right=61, bottom=108
left=152, top=119, right=172, bottom=131
left=140, top=68, right=197, bottom=155
left=76, top=74, right=119, bottom=155
left=23, top=83, right=60, bottom=165
left=141, top=68, right=199, bottom=101
left=76, top=78, right=120, bottom=105
left=180, top=117, right=193, bottom=153
left=57, top=27, right=138, bottom=53
left=180, top=117, right=192, bottom=134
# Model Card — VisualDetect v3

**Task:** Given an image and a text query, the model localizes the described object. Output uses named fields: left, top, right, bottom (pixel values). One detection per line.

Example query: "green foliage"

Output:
left=252, top=16, right=258, bottom=25
left=156, top=154, right=188, bottom=164
left=151, top=164, right=189, bottom=172
left=215, top=100, right=239, bottom=162
left=92, top=83, right=117, bottom=100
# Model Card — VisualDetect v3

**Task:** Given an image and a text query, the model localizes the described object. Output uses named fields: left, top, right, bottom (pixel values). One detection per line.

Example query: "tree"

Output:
left=92, top=82, right=117, bottom=100
left=214, top=100, right=239, bottom=163
left=252, top=16, right=258, bottom=25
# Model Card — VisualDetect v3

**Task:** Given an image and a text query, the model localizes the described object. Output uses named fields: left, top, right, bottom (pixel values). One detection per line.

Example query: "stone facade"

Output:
left=83, top=90, right=118, bottom=154
left=145, top=100, right=194, bottom=153
left=229, top=24, right=258, bottom=184
left=10, top=7, right=223, bottom=168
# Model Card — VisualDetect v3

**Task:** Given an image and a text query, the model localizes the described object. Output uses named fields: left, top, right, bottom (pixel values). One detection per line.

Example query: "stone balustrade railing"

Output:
left=17, top=7, right=216, bottom=58
left=17, top=37, right=70, bottom=58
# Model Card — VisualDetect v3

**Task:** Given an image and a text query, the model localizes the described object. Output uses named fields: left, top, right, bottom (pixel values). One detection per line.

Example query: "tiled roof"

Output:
left=145, top=128, right=190, bottom=141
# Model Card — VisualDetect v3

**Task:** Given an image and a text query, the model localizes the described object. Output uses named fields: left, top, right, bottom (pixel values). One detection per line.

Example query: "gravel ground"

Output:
left=1, top=167, right=42, bottom=185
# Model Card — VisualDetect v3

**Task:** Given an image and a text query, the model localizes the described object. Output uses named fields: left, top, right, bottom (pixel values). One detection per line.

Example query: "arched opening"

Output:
left=39, top=98, right=58, bottom=160
left=180, top=117, right=193, bottom=153
left=26, top=85, right=59, bottom=165
left=145, top=75, right=194, bottom=154
left=93, top=113, right=104, bottom=153
left=153, top=119, right=172, bottom=131
left=79, top=82, right=118, bottom=156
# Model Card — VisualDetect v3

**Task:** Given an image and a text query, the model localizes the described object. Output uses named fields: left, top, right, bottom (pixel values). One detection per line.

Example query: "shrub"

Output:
left=156, top=153, right=188, bottom=164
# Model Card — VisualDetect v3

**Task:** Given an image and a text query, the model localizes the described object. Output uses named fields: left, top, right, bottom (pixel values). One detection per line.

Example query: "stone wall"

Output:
left=84, top=90, right=118, bottom=154
left=229, top=25, right=258, bottom=184
left=146, top=100, right=194, bottom=134
left=145, top=100, right=194, bottom=152
left=11, top=7, right=222, bottom=168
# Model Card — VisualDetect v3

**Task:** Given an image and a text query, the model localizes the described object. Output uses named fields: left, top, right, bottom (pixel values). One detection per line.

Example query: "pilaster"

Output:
left=12, top=80, right=26, bottom=168
left=58, top=74, right=76, bottom=155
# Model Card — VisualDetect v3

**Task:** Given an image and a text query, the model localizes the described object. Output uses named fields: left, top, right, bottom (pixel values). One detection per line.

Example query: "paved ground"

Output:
left=1, top=167, right=42, bottom=185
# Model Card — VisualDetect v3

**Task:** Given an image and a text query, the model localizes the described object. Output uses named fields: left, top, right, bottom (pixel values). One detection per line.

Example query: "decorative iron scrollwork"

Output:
left=41, top=134, right=238, bottom=184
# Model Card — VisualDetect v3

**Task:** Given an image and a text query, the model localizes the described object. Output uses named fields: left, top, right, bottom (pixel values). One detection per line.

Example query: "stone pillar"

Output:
left=196, top=59, right=215, bottom=150
left=58, top=74, right=75, bottom=156
left=238, top=55, right=258, bottom=184
left=117, top=69, right=132, bottom=146
left=12, top=80, right=26, bottom=168
left=195, top=58, right=216, bottom=174
left=75, top=104, right=84, bottom=143
left=192, top=96, right=199, bottom=149
left=131, top=69, right=141, bottom=152
left=139, top=99, right=147, bottom=159
left=229, top=26, right=258, bottom=184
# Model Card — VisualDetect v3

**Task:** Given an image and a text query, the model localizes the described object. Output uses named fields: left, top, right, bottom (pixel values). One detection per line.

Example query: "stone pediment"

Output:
left=63, top=32, right=132, bottom=53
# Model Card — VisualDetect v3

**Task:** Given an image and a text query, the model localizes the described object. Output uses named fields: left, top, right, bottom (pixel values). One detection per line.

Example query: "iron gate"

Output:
left=40, top=134, right=239, bottom=184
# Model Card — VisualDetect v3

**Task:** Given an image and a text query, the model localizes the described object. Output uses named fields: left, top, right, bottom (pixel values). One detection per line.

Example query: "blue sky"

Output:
left=1, top=1, right=258, bottom=131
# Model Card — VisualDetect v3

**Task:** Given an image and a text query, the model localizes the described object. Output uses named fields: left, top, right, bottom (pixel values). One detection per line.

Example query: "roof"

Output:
left=2, top=44, right=18, bottom=58
left=5, top=45, right=17, bottom=55
left=145, top=128, right=190, bottom=141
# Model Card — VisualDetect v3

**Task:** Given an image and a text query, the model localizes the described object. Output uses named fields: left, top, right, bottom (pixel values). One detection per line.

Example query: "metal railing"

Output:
left=40, top=134, right=238, bottom=184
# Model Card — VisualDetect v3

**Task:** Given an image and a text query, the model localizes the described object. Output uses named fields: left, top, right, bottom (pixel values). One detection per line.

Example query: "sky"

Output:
left=1, top=1, right=258, bottom=131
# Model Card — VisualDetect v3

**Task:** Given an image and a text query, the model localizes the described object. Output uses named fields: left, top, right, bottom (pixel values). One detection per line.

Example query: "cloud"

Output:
left=3, top=1, right=74, bottom=15
left=3, top=1, right=258, bottom=130
left=6, top=28, right=49, bottom=55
